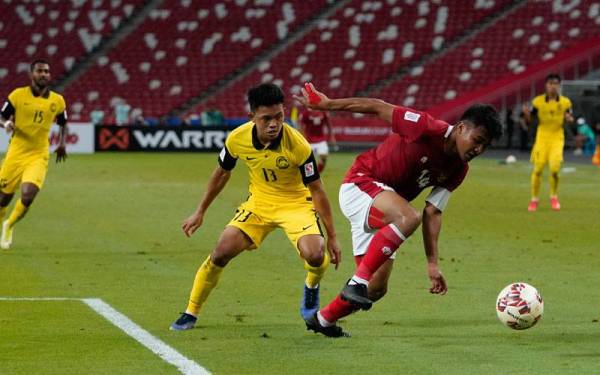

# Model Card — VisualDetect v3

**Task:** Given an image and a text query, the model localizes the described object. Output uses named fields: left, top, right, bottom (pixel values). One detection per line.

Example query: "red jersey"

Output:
left=344, top=106, right=468, bottom=201
left=299, top=109, right=329, bottom=143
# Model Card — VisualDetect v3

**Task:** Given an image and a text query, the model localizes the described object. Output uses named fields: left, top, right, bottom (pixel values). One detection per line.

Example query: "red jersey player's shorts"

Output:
left=227, top=195, right=322, bottom=252
left=310, top=141, right=329, bottom=157
left=338, top=179, right=397, bottom=260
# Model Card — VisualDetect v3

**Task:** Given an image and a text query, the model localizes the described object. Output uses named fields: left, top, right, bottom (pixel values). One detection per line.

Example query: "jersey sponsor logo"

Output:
left=276, top=156, right=289, bottom=169
left=246, top=156, right=256, bottom=160
left=302, top=224, right=313, bottom=230
left=417, top=169, right=430, bottom=188
left=304, top=161, right=315, bottom=177
left=99, top=128, right=130, bottom=150
left=404, top=111, right=421, bottom=123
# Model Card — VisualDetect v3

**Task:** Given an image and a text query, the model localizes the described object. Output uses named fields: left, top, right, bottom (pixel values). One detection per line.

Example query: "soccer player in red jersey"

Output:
left=298, top=108, right=336, bottom=173
left=295, top=83, right=502, bottom=337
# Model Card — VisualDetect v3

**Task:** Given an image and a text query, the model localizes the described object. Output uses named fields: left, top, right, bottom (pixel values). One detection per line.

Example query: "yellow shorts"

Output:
left=0, top=154, right=49, bottom=194
left=530, top=139, right=564, bottom=166
left=227, top=197, right=323, bottom=251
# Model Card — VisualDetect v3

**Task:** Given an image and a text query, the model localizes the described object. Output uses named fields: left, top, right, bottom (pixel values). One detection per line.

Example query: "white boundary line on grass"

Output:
left=0, top=297, right=210, bottom=375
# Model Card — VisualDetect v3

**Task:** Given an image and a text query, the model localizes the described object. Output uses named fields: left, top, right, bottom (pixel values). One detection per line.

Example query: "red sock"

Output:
left=354, top=224, right=405, bottom=281
left=317, top=162, right=324, bottom=173
left=320, top=294, right=358, bottom=323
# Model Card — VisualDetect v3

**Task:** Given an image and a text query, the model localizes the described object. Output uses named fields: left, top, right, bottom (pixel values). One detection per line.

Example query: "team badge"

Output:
left=420, top=156, right=428, bottom=163
left=50, top=103, right=57, bottom=113
left=438, top=173, right=447, bottom=183
left=276, top=156, right=289, bottom=169
left=404, top=111, right=420, bottom=123
left=304, top=162, right=315, bottom=177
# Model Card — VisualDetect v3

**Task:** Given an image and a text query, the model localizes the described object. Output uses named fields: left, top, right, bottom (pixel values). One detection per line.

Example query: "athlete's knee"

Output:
left=21, top=184, right=39, bottom=206
left=389, top=206, right=421, bottom=235
left=368, top=285, right=388, bottom=302
left=0, top=192, right=13, bottom=207
left=209, top=248, right=233, bottom=267
left=211, top=241, right=241, bottom=267
left=303, top=249, right=325, bottom=267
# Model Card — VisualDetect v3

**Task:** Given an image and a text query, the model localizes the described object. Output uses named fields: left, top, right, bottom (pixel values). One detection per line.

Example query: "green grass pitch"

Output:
left=1, top=152, right=599, bottom=374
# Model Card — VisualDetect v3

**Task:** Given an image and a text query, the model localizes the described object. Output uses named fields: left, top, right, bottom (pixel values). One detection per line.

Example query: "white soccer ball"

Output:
left=496, top=282, right=544, bottom=330
left=505, top=154, right=517, bottom=164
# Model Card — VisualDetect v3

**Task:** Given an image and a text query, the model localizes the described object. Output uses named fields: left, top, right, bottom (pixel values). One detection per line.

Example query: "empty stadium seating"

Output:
left=188, top=0, right=512, bottom=118
left=63, top=0, right=328, bottom=121
left=0, top=0, right=145, bottom=99
left=376, top=1, right=600, bottom=109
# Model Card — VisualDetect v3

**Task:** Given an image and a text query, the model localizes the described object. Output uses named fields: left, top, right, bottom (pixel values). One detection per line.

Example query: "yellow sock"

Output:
left=186, top=256, right=224, bottom=316
left=7, top=200, right=28, bottom=227
left=304, top=253, right=330, bottom=288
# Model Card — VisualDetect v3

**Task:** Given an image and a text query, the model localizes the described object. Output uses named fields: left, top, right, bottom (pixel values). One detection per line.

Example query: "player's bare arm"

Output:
left=55, top=112, right=68, bottom=163
left=422, top=202, right=447, bottom=295
left=182, top=166, right=231, bottom=237
left=522, top=103, right=532, bottom=124
left=295, top=83, right=395, bottom=123
left=307, top=179, right=341, bottom=269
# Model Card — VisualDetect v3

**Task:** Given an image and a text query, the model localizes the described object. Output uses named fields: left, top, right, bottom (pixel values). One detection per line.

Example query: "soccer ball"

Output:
left=496, top=282, right=544, bottom=330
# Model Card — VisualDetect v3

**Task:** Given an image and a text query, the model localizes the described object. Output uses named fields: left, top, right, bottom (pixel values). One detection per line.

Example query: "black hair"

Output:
left=460, top=103, right=503, bottom=140
left=545, top=73, right=561, bottom=83
left=247, top=83, right=284, bottom=112
left=30, top=59, right=50, bottom=72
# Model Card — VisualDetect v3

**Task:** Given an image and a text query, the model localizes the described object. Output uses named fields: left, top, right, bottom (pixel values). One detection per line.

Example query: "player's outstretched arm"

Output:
left=307, top=179, right=341, bottom=269
left=422, top=202, right=447, bottom=295
left=294, top=83, right=396, bottom=123
left=182, top=166, right=231, bottom=237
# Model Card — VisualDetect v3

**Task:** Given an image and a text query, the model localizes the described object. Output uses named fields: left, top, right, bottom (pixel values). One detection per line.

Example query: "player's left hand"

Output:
left=428, top=264, right=447, bottom=295
left=326, top=236, right=342, bottom=269
left=565, top=112, right=574, bottom=123
left=55, top=144, right=67, bottom=163
left=294, top=83, right=330, bottom=111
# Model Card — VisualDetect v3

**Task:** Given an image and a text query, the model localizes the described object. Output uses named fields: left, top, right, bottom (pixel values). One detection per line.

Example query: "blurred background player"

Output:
left=0, top=59, right=68, bottom=249
left=298, top=108, right=336, bottom=173
left=295, top=83, right=502, bottom=337
left=523, top=74, right=574, bottom=212
left=170, top=83, right=341, bottom=331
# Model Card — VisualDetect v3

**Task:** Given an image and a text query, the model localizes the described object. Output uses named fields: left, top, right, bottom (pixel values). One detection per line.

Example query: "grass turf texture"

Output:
left=1, top=152, right=599, bottom=374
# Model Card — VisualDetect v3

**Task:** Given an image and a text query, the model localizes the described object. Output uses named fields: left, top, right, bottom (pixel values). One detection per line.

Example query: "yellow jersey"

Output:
left=2, top=86, right=67, bottom=157
left=218, top=122, right=319, bottom=203
left=531, top=94, right=572, bottom=142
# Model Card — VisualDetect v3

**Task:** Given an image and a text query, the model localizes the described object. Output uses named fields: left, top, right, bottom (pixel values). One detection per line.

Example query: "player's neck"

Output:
left=546, top=93, right=558, bottom=100
left=444, top=130, right=458, bottom=156
left=30, top=84, right=49, bottom=97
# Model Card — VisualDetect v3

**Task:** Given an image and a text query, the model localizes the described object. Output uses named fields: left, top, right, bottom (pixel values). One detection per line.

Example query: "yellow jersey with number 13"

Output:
left=218, top=122, right=320, bottom=204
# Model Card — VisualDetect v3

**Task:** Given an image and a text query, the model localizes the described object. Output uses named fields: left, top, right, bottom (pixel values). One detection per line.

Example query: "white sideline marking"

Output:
left=0, top=297, right=80, bottom=301
left=0, top=297, right=210, bottom=375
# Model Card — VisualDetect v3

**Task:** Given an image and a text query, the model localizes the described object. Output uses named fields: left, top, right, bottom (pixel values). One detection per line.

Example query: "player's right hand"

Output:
left=294, top=82, right=330, bottom=111
left=3, top=120, right=14, bottom=133
left=182, top=212, right=204, bottom=237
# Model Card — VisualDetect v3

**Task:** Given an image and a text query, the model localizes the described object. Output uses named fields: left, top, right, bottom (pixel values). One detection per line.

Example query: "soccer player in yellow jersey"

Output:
left=170, top=83, right=341, bottom=331
left=523, top=74, right=573, bottom=212
left=0, top=60, right=68, bottom=249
